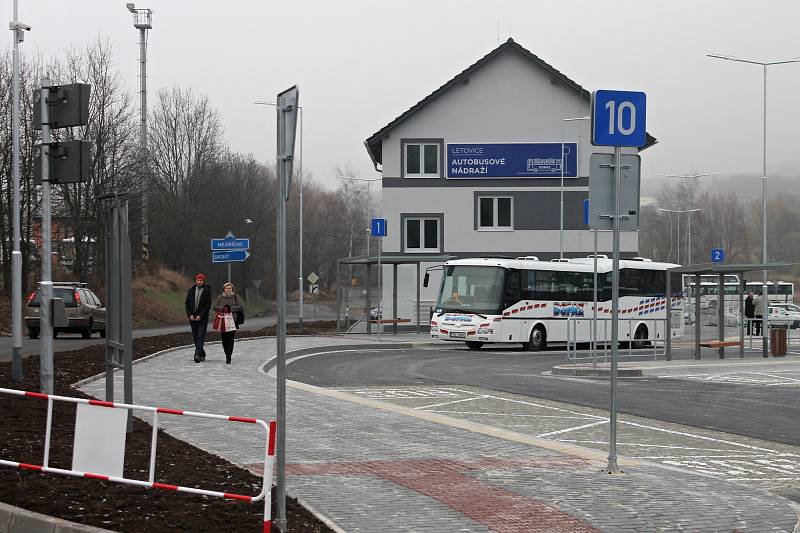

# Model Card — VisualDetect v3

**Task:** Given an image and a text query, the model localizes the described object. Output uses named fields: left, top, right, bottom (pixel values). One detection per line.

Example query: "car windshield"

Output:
left=436, top=266, right=504, bottom=315
left=30, top=287, right=77, bottom=307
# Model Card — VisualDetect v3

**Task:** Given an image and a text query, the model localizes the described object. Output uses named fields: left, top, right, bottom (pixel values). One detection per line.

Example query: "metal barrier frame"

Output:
left=567, top=317, right=667, bottom=363
left=0, top=387, right=276, bottom=533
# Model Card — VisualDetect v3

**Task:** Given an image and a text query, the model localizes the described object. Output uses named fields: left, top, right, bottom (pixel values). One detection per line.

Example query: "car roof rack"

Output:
left=52, top=281, right=87, bottom=287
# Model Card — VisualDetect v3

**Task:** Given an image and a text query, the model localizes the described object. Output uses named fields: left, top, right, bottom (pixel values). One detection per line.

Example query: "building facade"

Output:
left=364, top=39, right=654, bottom=324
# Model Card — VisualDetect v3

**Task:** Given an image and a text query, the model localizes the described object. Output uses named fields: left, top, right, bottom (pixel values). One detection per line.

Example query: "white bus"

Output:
left=429, top=256, right=684, bottom=350
left=685, top=279, right=795, bottom=307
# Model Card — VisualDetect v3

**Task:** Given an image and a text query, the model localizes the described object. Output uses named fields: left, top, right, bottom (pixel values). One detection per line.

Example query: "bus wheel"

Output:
left=526, top=325, right=547, bottom=351
left=631, top=325, right=648, bottom=349
left=465, top=341, right=484, bottom=350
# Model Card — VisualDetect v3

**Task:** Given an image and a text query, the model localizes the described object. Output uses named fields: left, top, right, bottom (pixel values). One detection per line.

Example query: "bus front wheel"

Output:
left=526, top=325, right=547, bottom=351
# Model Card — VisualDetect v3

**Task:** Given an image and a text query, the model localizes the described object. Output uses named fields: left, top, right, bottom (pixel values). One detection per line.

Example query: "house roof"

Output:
left=364, top=38, right=657, bottom=169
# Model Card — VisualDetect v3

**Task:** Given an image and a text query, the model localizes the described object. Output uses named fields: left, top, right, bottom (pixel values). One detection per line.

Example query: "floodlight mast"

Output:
left=126, top=3, right=152, bottom=260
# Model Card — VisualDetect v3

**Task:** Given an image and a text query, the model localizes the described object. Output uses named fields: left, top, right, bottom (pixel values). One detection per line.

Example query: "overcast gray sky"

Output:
left=6, top=0, right=800, bottom=189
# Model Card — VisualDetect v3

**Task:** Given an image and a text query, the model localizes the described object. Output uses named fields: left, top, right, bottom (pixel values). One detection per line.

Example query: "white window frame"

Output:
left=404, top=217, right=440, bottom=252
left=477, top=196, right=514, bottom=231
left=404, top=143, right=440, bottom=178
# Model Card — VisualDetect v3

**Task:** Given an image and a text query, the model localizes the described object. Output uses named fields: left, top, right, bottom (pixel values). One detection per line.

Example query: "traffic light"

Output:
left=33, top=83, right=90, bottom=130
left=34, top=141, right=91, bottom=184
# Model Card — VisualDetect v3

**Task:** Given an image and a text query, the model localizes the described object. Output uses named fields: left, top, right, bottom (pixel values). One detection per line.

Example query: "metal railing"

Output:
left=566, top=317, right=668, bottom=363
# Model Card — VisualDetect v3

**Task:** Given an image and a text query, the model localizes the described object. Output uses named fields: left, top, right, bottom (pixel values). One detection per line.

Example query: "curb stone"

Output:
left=0, top=502, right=115, bottom=533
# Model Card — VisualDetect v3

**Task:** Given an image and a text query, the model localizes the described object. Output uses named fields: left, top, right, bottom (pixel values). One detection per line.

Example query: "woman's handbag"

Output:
left=223, top=312, right=237, bottom=332
left=212, top=312, right=224, bottom=331
left=235, top=309, right=245, bottom=326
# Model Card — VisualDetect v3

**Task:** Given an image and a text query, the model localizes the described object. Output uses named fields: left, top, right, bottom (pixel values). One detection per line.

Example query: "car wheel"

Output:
left=82, top=320, right=93, bottom=339
left=631, top=325, right=648, bottom=349
left=526, top=325, right=547, bottom=351
left=465, top=341, right=484, bottom=350
left=28, top=328, right=39, bottom=339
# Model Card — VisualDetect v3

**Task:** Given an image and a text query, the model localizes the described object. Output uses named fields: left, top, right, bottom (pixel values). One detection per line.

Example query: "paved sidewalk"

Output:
left=80, top=336, right=800, bottom=532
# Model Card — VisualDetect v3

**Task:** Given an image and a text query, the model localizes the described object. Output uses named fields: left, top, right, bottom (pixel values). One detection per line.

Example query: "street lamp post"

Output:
left=657, top=208, right=701, bottom=265
left=10, top=1, right=30, bottom=382
left=708, top=53, right=800, bottom=357
left=560, top=116, right=590, bottom=259
left=255, top=101, right=303, bottom=330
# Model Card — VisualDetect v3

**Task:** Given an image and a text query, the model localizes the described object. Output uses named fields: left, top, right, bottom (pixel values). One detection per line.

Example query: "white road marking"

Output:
left=425, top=411, right=593, bottom=419
left=536, top=420, right=608, bottom=438
left=619, top=420, right=782, bottom=454
left=442, top=387, right=607, bottom=420
left=415, top=395, right=488, bottom=410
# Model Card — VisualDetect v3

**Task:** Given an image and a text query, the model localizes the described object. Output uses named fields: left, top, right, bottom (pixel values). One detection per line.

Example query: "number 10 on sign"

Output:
left=592, top=90, right=647, bottom=148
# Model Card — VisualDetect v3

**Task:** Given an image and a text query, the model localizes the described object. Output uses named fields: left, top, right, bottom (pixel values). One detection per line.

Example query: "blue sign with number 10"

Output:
left=371, top=218, right=387, bottom=237
left=592, top=90, right=647, bottom=148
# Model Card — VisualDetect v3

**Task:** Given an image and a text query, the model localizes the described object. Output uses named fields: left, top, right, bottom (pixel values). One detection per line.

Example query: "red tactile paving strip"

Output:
left=250, top=456, right=600, bottom=532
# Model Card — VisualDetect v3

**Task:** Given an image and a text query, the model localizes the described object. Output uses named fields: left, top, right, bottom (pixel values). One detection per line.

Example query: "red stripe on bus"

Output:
left=89, top=400, right=114, bottom=408
left=224, top=492, right=252, bottom=502
left=157, top=408, right=184, bottom=415
left=229, top=416, right=257, bottom=424
left=19, top=463, right=42, bottom=471
left=268, top=421, right=277, bottom=456
left=84, top=472, right=109, bottom=481
left=153, top=482, right=179, bottom=491
left=24, top=391, right=49, bottom=400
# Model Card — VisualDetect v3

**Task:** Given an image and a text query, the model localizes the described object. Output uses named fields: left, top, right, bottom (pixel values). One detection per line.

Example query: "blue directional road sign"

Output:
left=212, top=250, right=251, bottom=263
left=211, top=236, right=250, bottom=251
left=582, top=199, right=590, bottom=226
left=711, top=248, right=725, bottom=263
left=592, top=90, right=647, bottom=147
left=371, top=218, right=387, bottom=237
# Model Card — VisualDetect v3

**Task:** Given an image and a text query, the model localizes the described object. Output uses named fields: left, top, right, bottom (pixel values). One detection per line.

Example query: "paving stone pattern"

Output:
left=80, top=337, right=800, bottom=532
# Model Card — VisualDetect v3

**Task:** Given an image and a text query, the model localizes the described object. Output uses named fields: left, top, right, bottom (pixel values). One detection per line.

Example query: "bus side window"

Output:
left=503, top=269, right=522, bottom=309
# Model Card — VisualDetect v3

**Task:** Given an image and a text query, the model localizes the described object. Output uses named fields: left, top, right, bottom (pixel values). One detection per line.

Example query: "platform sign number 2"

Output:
left=592, top=90, right=647, bottom=148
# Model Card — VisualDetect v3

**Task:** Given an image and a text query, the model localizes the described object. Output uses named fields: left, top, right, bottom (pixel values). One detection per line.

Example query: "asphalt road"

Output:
left=287, top=345, right=800, bottom=447
left=0, top=301, right=335, bottom=362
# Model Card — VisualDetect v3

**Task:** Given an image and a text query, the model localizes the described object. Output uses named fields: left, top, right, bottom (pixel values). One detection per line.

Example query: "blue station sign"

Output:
left=446, top=142, right=578, bottom=179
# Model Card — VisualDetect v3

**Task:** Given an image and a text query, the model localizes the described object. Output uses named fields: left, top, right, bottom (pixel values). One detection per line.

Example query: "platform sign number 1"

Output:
left=592, top=90, right=647, bottom=148
left=371, top=218, right=387, bottom=237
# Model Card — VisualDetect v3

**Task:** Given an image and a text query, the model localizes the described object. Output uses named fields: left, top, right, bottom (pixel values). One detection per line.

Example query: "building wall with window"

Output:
left=365, top=39, right=650, bottom=324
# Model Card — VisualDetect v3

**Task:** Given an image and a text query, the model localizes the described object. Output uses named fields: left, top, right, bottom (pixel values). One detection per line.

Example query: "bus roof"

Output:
left=443, top=257, right=680, bottom=274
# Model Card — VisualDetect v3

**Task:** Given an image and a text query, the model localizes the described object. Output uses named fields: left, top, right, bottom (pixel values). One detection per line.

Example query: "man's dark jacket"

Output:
left=185, top=285, right=212, bottom=319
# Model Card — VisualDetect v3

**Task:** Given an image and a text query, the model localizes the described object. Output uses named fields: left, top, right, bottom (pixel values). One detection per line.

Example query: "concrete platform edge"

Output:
left=0, top=501, right=116, bottom=533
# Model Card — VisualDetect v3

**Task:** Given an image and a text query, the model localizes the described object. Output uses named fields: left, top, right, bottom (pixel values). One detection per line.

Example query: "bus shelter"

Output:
left=335, top=254, right=454, bottom=335
left=666, top=262, right=795, bottom=360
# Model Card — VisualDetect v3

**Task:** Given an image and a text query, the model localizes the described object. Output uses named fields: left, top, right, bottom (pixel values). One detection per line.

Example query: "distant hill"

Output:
left=641, top=173, right=800, bottom=198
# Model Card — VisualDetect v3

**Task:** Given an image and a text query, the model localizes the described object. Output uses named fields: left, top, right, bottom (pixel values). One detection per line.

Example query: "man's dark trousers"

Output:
left=190, top=319, right=208, bottom=361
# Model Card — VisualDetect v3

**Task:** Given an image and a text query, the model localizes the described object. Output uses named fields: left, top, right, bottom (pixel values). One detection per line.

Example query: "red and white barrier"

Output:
left=0, top=387, right=276, bottom=533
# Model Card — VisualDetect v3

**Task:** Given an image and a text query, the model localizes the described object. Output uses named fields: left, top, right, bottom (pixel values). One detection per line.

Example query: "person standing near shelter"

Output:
left=744, top=291, right=755, bottom=335
left=753, top=292, right=765, bottom=337
left=214, top=282, right=243, bottom=364
left=185, top=273, right=212, bottom=363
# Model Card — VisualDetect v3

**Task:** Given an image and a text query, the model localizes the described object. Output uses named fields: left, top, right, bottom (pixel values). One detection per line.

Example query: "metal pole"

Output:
left=227, top=262, right=231, bottom=283
left=761, top=64, right=769, bottom=358
left=676, top=212, right=681, bottom=265
left=416, top=262, right=421, bottom=334
left=298, top=107, right=304, bottom=332
left=560, top=121, right=565, bottom=259
left=378, top=239, right=382, bottom=343
left=592, top=229, right=598, bottom=363
left=739, top=277, right=745, bottom=358
left=718, top=273, right=725, bottom=359
left=665, top=269, right=672, bottom=361
left=11, top=0, right=23, bottom=382
left=606, top=145, right=621, bottom=474
left=275, top=104, right=288, bottom=533
left=687, top=211, right=692, bottom=265
left=695, top=274, right=701, bottom=359
left=39, top=79, right=53, bottom=394
left=139, top=25, right=149, bottom=260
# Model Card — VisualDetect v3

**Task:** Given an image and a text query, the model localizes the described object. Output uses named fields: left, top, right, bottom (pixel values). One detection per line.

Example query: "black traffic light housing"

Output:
left=34, top=141, right=91, bottom=184
left=33, top=83, right=90, bottom=130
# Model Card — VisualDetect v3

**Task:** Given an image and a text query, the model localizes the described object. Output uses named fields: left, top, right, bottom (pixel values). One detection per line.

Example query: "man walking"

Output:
left=753, top=292, right=765, bottom=337
left=185, top=273, right=212, bottom=363
left=744, top=291, right=755, bottom=335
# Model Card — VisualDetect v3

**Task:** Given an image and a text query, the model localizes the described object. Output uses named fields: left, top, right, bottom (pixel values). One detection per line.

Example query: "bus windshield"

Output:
left=436, top=266, right=505, bottom=314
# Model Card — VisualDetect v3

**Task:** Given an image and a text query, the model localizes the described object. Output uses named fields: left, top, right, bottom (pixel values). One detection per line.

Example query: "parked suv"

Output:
left=25, top=282, right=106, bottom=339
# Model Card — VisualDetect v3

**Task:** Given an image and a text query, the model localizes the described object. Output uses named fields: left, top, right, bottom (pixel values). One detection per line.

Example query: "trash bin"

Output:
left=770, top=324, right=788, bottom=357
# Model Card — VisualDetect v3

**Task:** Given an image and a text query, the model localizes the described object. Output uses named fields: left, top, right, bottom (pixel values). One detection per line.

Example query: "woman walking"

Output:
left=214, top=282, right=243, bottom=364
